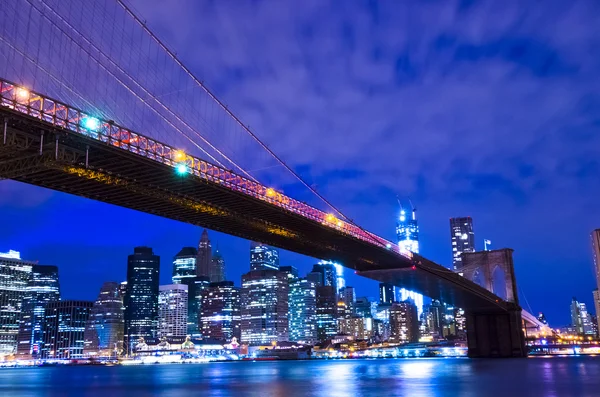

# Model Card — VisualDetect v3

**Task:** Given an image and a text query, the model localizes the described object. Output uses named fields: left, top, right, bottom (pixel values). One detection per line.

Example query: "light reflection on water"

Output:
left=1, top=357, right=599, bottom=397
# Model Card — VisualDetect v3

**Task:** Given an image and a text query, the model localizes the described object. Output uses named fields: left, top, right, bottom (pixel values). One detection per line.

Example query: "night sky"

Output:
left=2, top=0, right=600, bottom=326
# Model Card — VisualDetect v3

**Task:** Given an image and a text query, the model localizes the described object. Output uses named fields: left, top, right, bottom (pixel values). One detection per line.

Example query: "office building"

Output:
left=307, top=261, right=344, bottom=294
left=316, top=285, right=338, bottom=342
left=338, top=317, right=374, bottom=340
left=124, top=247, right=160, bottom=350
left=249, top=242, right=279, bottom=271
left=16, top=264, right=60, bottom=359
left=241, top=269, right=289, bottom=345
left=395, top=203, right=424, bottom=316
left=340, top=286, right=355, bottom=313
left=0, top=250, right=33, bottom=356
left=83, top=282, right=124, bottom=357
left=354, top=297, right=374, bottom=318
left=192, top=276, right=211, bottom=337
left=42, top=300, right=93, bottom=359
left=571, top=297, right=595, bottom=336
left=200, top=281, right=240, bottom=342
left=210, top=249, right=226, bottom=283
left=379, top=283, right=396, bottom=304
left=591, top=230, right=600, bottom=319
left=158, top=284, right=188, bottom=338
left=389, top=301, right=419, bottom=343
left=398, top=289, right=424, bottom=318
left=196, top=229, right=212, bottom=278
left=172, top=247, right=202, bottom=336
left=450, top=217, right=476, bottom=270
left=289, top=278, right=317, bottom=344
left=422, top=300, right=443, bottom=340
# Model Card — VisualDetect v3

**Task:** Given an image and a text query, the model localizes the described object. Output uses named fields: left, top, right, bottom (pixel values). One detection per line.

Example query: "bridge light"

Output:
left=16, top=87, right=29, bottom=100
left=174, top=150, right=185, bottom=161
left=176, top=163, right=188, bottom=175
left=325, top=213, right=336, bottom=223
left=411, top=265, right=416, bottom=270
left=82, top=116, right=100, bottom=131
left=337, top=220, right=343, bottom=227
left=266, top=188, right=276, bottom=197
left=386, top=243, right=391, bottom=249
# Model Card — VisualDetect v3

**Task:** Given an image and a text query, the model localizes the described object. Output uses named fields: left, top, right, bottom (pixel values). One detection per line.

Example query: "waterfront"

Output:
left=1, top=357, right=599, bottom=397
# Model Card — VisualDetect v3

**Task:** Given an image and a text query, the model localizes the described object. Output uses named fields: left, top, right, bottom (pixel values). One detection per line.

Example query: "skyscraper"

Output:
left=250, top=242, right=279, bottom=271
left=240, top=269, right=289, bottom=345
left=42, top=300, right=93, bottom=359
left=379, top=283, right=396, bottom=304
left=172, top=247, right=201, bottom=336
left=200, top=281, right=241, bottom=342
left=389, top=301, right=419, bottom=343
left=197, top=229, right=212, bottom=278
left=0, top=250, right=33, bottom=356
left=450, top=217, right=476, bottom=270
left=591, top=230, right=600, bottom=321
left=124, top=247, right=160, bottom=351
left=83, top=282, right=124, bottom=357
left=340, top=286, right=356, bottom=314
left=16, top=264, right=60, bottom=359
left=210, top=249, right=226, bottom=283
left=315, top=285, right=338, bottom=342
left=307, top=261, right=343, bottom=293
left=289, top=278, right=317, bottom=344
left=158, top=284, right=188, bottom=338
left=571, top=297, right=595, bottom=336
left=395, top=202, right=424, bottom=316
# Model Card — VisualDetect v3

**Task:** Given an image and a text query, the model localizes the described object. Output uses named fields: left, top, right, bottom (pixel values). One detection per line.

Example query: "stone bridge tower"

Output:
left=460, top=248, right=519, bottom=304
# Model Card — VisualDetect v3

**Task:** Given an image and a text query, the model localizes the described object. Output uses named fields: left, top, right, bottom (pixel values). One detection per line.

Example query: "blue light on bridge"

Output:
left=82, top=116, right=100, bottom=131
left=176, top=163, right=188, bottom=175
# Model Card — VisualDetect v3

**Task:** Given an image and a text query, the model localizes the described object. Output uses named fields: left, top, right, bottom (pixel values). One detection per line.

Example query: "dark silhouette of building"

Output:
left=83, top=282, right=124, bottom=357
left=200, top=281, right=240, bottom=342
left=210, top=249, right=226, bottom=283
left=124, top=247, right=160, bottom=352
left=42, top=300, right=93, bottom=359
left=316, top=285, right=337, bottom=342
left=196, top=229, right=212, bottom=278
left=16, top=264, right=60, bottom=359
left=379, top=283, right=396, bottom=304
left=249, top=242, right=279, bottom=271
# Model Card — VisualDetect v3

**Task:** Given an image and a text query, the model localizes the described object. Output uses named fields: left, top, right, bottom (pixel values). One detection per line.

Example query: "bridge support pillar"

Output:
left=465, top=304, right=526, bottom=358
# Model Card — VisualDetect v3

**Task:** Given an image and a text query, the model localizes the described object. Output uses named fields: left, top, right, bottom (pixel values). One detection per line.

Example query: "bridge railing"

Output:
left=0, top=78, right=411, bottom=260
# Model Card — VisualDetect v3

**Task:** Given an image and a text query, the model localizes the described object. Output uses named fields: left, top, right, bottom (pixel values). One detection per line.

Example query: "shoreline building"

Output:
left=591, top=230, right=600, bottom=322
left=158, top=284, right=188, bottom=338
left=124, top=247, right=160, bottom=352
left=83, top=282, right=124, bottom=357
left=450, top=217, right=476, bottom=271
left=16, top=264, right=60, bottom=359
left=172, top=247, right=201, bottom=336
left=289, top=278, right=317, bottom=344
left=200, top=281, right=241, bottom=342
left=0, top=250, right=34, bottom=357
left=396, top=203, right=424, bottom=316
left=571, top=297, right=595, bottom=336
left=42, top=300, right=93, bottom=359
left=389, top=301, right=419, bottom=343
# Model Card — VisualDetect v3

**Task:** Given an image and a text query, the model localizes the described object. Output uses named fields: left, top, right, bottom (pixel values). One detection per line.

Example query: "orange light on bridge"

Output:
left=266, top=188, right=276, bottom=197
left=174, top=150, right=185, bottom=161
left=16, top=87, right=29, bottom=100
left=325, top=213, right=336, bottom=223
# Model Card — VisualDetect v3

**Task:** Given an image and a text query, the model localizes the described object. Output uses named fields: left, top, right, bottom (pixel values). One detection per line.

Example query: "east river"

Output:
left=1, top=357, right=599, bottom=396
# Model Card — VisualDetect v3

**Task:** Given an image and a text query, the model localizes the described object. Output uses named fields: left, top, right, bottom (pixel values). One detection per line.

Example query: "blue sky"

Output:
left=1, top=0, right=600, bottom=326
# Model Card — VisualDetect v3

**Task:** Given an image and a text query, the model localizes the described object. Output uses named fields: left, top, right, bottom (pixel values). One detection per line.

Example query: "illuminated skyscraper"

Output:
left=16, top=264, right=60, bottom=359
left=315, top=285, right=338, bottom=342
left=340, top=286, right=356, bottom=313
left=396, top=204, right=419, bottom=254
left=389, top=301, right=419, bottom=343
left=240, top=269, right=289, bottom=345
left=200, top=281, right=241, bottom=342
left=196, top=229, right=212, bottom=278
left=379, top=283, right=395, bottom=304
left=172, top=247, right=202, bottom=336
left=289, top=278, right=317, bottom=344
left=571, top=297, right=595, bottom=336
left=83, top=282, right=124, bottom=357
left=250, top=242, right=279, bottom=271
left=307, top=261, right=344, bottom=294
left=158, top=284, right=188, bottom=338
left=450, top=217, right=476, bottom=270
left=591, top=230, right=600, bottom=322
left=210, top=249, right=226, bottom=283
left=42, top=300, right=93, bottom=359
left=124, top=247, right=160, bottom=351
left=0, top=250, right=33, bottom=356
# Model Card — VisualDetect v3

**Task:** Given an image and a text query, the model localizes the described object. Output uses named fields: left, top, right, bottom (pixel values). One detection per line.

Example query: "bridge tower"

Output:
left=461, top=248, right=526, bottom=358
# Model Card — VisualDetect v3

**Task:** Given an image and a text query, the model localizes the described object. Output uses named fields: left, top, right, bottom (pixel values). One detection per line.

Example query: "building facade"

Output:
left=124, top=247, right=160, bottom=351
left=315, top=285, right=338, bottom=342
left=196, top=229, right=212, bottom=278
left=571, top=297, right=595, bottom=336
left=158, top=284, right=188, bottom=338
left=210, top=250, right=226, bottom=283
left=379, top=283, right=395, bottom=305
left=83, top=282, right=124, bottom=357
left=0, top=250, right=33, bottom=356
left=591, top=230, right=600, bottom=321
left=16, top=264, right=60, bottom=359
left=42, top=300, right=93, bottom=359
left=389, top=301, right=419, bottom=343
left=200, top=281, right=240, bottom=342
left=249, top=242, right=279, bottom=271
left=172, top=247, right=202, bottom=336
left=396, top=206, right=419, bottom=254
left=308, top=261, right=344, bottom=293
left=450, top=217, right=476, bottom=270
left=289, top=278, right=317, bottom=344
left=338, top=317, right=374, bottom=340
left=240, top=269, right=288, bottom=345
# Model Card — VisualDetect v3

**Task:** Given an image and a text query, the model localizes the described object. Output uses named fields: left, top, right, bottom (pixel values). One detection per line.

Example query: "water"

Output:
left=1, top=357, right=599, bottom=397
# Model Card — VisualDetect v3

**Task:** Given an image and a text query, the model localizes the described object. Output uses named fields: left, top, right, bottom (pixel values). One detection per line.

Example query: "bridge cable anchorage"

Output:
left=29, top=0, right=255, bottom=181
left=114, top=0, right=352, bottom=222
